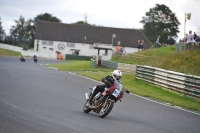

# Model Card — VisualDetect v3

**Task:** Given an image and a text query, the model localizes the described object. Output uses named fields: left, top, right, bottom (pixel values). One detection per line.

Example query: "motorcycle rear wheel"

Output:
left=83, top=101, right=92, bottom=113
left=99, top=100, right=114, bottom=118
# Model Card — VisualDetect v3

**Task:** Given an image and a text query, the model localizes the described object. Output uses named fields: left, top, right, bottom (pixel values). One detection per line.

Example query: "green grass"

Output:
left=112, top=46, right=175, bottom=64
left=0, top=48, right=20, bottom=56
left=47, top=60, right=200, bottom=112
left=139, top=47, right=200, bottom=75
left=78, top=72, right=200, bottom=112
left=2, top=47, right=200, bottom=112
left=47, top=60, right=113, bottom=72
left=112, top=46, right=200, bottom=76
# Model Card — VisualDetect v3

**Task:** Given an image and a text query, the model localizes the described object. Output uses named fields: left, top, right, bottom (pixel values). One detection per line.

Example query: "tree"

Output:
left=72, top=21, right=91, bottom=25
left=140, top=4, right=180, bottom=45
left=0, top=17, right=6, bottom=42
left=33, top=13, right=62, bottom=36
left=26, top=13, right=62, bottom=48
left=72, top=21, right=103, bottom=27
left=10, top=16, right=30, bottom=47
left=7, top=13, right=62, bottom=48
left=34, top=13, right=62, bottom=23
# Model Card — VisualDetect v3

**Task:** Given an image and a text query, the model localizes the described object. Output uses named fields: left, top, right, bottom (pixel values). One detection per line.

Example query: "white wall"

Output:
left=1, top=43, right=57, bottom=59
left=0, top=43, right=23, bottom=52
left=123, top=47, right=139, bottom=54
left=34, top=40, right=139, bottom=60
left=34, top=40, right=113, bottom=60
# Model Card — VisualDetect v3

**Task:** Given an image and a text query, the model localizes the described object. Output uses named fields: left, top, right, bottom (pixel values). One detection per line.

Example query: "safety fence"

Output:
left=175, top=42, right=200, bottom=52
left=65, top=54, right=92, bottom=60
left=136, top=65, right=200, bottom=100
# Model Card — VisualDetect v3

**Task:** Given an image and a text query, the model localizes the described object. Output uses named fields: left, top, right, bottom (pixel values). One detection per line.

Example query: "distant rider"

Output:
left=33, top=55, right=37, bottom=60
left=19, top=54, right=24, bottom=60
left=88, top=70, right=123, bottom=102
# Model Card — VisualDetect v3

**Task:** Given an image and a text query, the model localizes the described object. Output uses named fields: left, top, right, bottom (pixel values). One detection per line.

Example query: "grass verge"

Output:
left=47, top=60, right=113, bottom=72
left=112, top=46, right=200, bottom=76
left=47, top=61, right=200, bottom=112
left=0, top=48, right=20, bottom=56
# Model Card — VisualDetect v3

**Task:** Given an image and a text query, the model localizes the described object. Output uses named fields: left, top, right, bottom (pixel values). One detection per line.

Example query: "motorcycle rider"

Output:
left=19, top=54, right=25, bottom=61
left=19, top=54, right=23, bottom=60
left=88, top=70, right=122, bottom=102
left=33, top=55, right=37, bottom=61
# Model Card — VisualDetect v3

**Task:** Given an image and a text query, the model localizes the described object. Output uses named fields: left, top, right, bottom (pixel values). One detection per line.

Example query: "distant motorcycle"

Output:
left=33, top=55, right=38, bottom=63
left=20, top=56, right=26, bottom=62
left=34, top=58, right=38, bottom=63
left=83, top=81, right=129, bottom=118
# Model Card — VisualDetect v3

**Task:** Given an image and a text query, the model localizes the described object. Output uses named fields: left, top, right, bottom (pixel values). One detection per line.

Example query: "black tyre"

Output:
left=83, top=101, right=92, bottom=113
left=99, top=100, right=114, bottom=118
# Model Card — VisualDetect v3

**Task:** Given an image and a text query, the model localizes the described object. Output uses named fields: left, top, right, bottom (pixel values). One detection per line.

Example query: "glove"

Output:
left=104, top=88, right=110, bottom=93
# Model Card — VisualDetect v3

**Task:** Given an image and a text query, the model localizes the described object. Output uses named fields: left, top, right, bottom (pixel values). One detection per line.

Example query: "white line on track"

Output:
left=69, top=71, right=200, bottom=116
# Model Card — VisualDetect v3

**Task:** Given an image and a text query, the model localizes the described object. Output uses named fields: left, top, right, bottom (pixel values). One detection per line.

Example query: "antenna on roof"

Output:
left=84, top=13, right=88, bottom=24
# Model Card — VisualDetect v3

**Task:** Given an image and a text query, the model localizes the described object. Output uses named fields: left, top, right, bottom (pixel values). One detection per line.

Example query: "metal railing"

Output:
left=136, top=65, right=200, bottom=100
left=175, top=42, right=200, bottom=52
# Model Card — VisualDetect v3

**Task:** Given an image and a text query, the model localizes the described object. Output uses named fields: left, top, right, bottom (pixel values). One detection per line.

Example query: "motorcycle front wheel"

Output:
left=83, top=101, right=92, bottom=113
left=99, top=100, right=114, bottom=118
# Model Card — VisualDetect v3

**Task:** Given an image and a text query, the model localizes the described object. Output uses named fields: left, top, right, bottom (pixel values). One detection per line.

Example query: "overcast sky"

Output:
left=0, top=0, right=199, bottom=41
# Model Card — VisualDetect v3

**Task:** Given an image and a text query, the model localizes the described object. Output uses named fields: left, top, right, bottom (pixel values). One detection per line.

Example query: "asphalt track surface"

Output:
left=0, top=56, right=200, bottom=133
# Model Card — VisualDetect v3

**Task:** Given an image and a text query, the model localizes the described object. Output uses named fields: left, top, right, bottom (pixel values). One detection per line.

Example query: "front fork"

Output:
left=102, top=96, right=110, bottom=109
left=85, top=93, right=90, bottom=100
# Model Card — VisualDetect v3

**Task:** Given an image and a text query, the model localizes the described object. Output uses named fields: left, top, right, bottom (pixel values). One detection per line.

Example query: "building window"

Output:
left=67, top=42, right=75, bottom=47
left=89, top=45, right=94, bottom=49
left=42, top=41, right=47, bottom=45
left=48, top=41, right=53, bottom=46
left=42, top=41, right=53, bottom=46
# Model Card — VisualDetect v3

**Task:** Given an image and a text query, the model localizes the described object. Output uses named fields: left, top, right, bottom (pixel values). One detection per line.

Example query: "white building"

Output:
left=34, top=21, right=151, bottom=60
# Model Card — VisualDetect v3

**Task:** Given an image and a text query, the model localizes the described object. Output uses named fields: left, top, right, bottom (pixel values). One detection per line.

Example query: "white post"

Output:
left=184, top=13, right=186, bottom=39
left=111, top=34, right=116, bottom=56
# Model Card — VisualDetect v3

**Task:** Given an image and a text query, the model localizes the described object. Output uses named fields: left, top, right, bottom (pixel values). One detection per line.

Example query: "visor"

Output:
left=116, top=76, right=121, bottom=80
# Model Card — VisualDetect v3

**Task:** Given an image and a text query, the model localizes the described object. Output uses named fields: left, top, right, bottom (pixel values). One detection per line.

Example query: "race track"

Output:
left=0, top=56, right=200, bottom=133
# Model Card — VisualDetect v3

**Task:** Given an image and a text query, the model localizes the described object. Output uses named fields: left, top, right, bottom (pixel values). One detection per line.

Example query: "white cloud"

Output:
left=0, top=0, right=199, bottom=41
left=2, top=20, right=15, bottom=34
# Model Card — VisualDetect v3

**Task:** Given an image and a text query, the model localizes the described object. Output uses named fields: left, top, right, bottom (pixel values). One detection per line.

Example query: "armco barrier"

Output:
left=136, top=65, right=200, bottom=100
left=91, top=60, right=96, bottom=68
left=102, top=60, right=118, bottom=69
left=65, top=54, right=92, bottom=60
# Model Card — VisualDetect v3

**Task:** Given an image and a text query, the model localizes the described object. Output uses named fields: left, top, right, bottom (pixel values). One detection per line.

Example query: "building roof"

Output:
left=35, top=21, right=151, bottom=48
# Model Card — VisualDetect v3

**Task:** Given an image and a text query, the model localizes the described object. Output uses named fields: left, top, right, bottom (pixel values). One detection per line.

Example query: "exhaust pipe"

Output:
left=85, top=93, right=89, bottom=100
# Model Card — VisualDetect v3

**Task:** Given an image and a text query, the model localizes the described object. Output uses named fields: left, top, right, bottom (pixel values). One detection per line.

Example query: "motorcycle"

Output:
left=83, top=80, right=129, bottom=118
left=34, top=57, right=38, bottom=63
left=20, top=56, right=26, bottom=62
